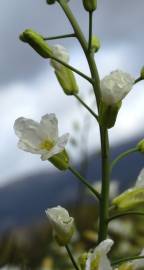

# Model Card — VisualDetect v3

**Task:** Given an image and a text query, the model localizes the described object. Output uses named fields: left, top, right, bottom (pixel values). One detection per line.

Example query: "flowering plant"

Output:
left=14, top=0, right=144, bottom=269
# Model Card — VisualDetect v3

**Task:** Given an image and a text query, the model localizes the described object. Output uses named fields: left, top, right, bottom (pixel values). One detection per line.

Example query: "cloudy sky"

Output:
left=0, top=1, right=144, bottom=186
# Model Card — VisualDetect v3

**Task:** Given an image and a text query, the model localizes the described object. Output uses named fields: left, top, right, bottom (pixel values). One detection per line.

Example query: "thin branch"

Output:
left=65, top=245, right=80, bottom=270
left=50, top=55, right=93, bottom=83
left=108, top=211, right=144, bottom=223
left=74, top=93, right=99, bottom=121
left=88, top=11, right=93, bottom=52
left=44, top=33, right=76, bottom=40
left=112, top=255, right=144, bottom=266
left=69, top=165, right=101, bottom=200
left=110, top=147, right=138, bottom=171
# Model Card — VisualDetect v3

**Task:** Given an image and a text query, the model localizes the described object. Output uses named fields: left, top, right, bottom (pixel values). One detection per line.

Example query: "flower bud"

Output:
left=45, top=206, right=74, bottom=246
left=137, top=139, right=144, bottom=153
left=140, top=66, right=144, bottom=80
left=19, top=29, right=52, bottom=58
left=99, top=101, right=121, bottom=129
left=100, top=70, right=135, bottom=105
left=112, top=187, right=144, bottom=211
left=82, top=0, right=97, bottom=12
left=51, top=45, right=79, bottom=95
left=55, top=67, right=79, bottom=95
left=49, top=149, right=69, bottom=170
left=91, top=35, right=101, bottom=53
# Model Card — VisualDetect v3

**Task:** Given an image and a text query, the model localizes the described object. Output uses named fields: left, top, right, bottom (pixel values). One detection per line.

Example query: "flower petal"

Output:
left=40, top=114, right=58, bottom=141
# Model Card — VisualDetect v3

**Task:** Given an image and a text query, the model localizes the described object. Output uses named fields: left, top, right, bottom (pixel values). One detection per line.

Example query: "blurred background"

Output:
left=0, top=0, right=144, bottom=268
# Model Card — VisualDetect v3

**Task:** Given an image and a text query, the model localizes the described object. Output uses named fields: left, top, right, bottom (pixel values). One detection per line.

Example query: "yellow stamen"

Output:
left=40, top=139, right=54, bottom=151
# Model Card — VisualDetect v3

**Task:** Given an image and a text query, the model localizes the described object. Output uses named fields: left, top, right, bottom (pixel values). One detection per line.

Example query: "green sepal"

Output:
left=19, top=29, right=52, bottom=58
left=137, top=139, right=144, bottom=153
left=99, top=101, right=122, bottom=129
left=55, top=66, right=79, bottom=95
left=49, top=149, right=69, bottom=170
left=82, top=0, right=97, bottom=12
left=92, top=35, right=101, bottom=53
left=78, top=253, right=88, bottom=270
left=112, top=187, right=144, bottom=211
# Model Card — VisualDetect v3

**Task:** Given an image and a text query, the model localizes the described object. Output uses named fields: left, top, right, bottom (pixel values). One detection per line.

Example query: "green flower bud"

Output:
left=99, top=101, right=121, bottom=129
left=92, top=36, right=101, bottom=53
left=140, top=66, right=144, bottom=80
left=49, top=149, right=69, bottom=170
left=45, top=206, right=74, bottom=246
left=112, top=187, right=144, bottom=211
left=82, top=0, right=97, bottom=12
left=55, top=66, right=79, bottom=95
left=19, top=29, right=52, bottom=58
left=137, top=139, right=144, bottom=153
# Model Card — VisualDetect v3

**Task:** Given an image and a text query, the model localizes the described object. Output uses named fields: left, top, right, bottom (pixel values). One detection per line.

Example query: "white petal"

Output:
left=100, top=70, right=134, bottom=105
left=99, top=255, right=113, bottom=270
left=51, top=45, right=70, bottom=70
left=40, top=114, right=58, bottom=141
left=57, top=133, right=69, bottom=148
left=96, top=239, right=114, bottom=254
left=136, top=168, right=144, bottom=187
left=14, top=117, right=46, bottom=149
left=17, top=140, right=42, bottom=154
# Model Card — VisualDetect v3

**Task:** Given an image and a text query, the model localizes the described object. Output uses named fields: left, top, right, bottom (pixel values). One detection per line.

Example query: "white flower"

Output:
left=85, top=239, right=114, bottom=270
left=14, top=114, right=69, bottom=161
left=51, top=44, right=70, bottom=70
left=100, top=70, right=135, bottom=105
left=45, top=206, right=74, bottom=245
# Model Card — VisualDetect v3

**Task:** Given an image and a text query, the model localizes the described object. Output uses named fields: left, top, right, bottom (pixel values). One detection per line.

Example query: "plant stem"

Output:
left=74, top=93, right=98, bottom=121
left=112, top=255, right=144, bottom=266
left=88, top=11, right=93, bottom=53
left=98, top=127, right=110, bottom=242
left=57, top=0, right=101, bottom=106
left=65, top=244, right=80, bottom=270
left=111, top=147, right=138, bottom=171
left=44, top=33, right=75, bottom=40
left=108, top=211, right=144, bottom=222
left=50, top=55, right=93, bottom=83
left=58, top=0, right=110, bottom=242
left=69, top=165, right=101, bottom=200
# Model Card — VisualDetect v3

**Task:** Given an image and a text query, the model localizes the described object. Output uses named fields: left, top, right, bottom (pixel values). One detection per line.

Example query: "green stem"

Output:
left=74, top=93, right=98, bottom=121
left=111, top=147, right=138, bottom=171
left=108, top=211, right=144, bottom=222
left=69, top=165, right=101, bottom=200
left=65, top=244, right=80, bottom=270
left=112, top=255, right=144, bottom=266
left=50, top=55, right=93, bottom=83
left=44, top=33, right=75, bottom=40
left=98, top=127, right=110, bottom=242
left=88, top=11, right=93, bottom=53
left=57, top=0, right=101, bottom=106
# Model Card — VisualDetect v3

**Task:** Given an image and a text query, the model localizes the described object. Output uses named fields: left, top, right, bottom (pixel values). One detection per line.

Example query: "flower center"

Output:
left=40, top=139, right=54, bottom=151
